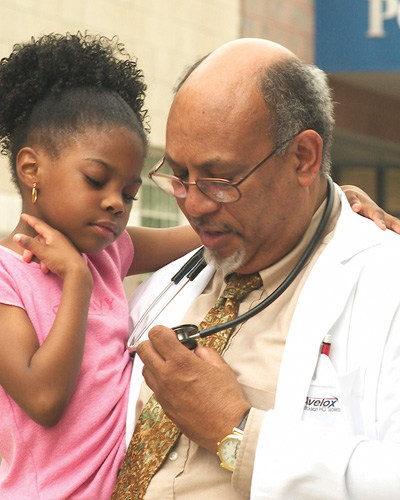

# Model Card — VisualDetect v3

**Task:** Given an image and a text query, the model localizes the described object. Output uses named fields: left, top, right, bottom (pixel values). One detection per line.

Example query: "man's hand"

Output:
left=136, top=326, right=250, bottom=453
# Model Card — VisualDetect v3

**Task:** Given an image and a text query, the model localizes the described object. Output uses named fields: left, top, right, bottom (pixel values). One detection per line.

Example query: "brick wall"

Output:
left=240, top=0, right=314, bottom=62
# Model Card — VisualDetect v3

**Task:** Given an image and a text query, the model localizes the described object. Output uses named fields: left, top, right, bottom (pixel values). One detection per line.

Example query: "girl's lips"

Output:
left=90, top=223, right=117, bottom=239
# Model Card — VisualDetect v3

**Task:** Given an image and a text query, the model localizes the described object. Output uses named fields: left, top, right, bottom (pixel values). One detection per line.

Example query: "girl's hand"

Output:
left=13, top=213, right=90, bottom=280
left=3, top=214, right=93, bottom=426
left=341, top=185, right=400, bottom=234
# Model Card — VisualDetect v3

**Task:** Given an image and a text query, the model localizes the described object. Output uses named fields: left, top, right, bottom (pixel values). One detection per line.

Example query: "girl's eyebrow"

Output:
left=84, top=157, right=142, bottom=184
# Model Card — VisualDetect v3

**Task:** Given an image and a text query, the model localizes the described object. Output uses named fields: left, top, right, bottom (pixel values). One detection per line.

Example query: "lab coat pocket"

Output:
left=302, top=354, right=364, bottom=435
left=335, top=367, right=364, bottom=435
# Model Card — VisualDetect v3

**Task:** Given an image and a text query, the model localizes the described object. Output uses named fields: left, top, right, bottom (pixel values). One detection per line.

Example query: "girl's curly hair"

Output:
left=0, top=32, right=149, bottom=185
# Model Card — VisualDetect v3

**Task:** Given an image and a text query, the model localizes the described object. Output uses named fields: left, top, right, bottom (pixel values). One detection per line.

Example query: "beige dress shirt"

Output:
left=137, top=191, right=341, bottom=499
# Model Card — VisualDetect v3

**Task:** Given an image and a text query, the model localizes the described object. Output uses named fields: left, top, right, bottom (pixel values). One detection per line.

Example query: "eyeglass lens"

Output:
left=152, top=174, right=240, bottom=203
left=151, top=159, right=241, bottom=203
left=196, top=180, right=240, bottom=202
left=151, top=174, right=187, bottom=198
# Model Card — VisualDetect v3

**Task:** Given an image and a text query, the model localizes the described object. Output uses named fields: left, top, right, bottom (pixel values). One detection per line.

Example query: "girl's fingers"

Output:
left=22, top=249, right=34, bottom=263
left=40, top=261, right=49, bottom=274
left=346, top=193, right=362, bottom=213
left=383, top=214, right=400, bottom=235
left=20, top=213, right=54, bottom=239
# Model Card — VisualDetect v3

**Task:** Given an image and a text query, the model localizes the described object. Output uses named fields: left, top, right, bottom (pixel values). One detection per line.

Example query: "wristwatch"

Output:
left=216, top=409, right=249, bottom=472
left=217, top=427, right=244, bottom=471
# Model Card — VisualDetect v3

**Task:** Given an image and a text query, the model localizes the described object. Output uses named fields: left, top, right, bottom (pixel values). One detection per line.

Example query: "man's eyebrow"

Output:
left=164, top=154, right=236, bottom=171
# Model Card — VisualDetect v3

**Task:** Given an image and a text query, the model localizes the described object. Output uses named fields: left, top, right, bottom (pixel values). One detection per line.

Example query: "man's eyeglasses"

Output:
left=148, top=146, right=279, bottom=204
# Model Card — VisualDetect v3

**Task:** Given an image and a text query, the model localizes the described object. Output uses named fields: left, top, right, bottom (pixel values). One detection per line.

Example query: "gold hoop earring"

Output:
left=32, top=183, right=38, bottom=205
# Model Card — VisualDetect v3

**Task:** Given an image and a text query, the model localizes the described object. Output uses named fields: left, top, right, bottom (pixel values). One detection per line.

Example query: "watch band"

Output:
left=237, top=408, right=250, bottom=431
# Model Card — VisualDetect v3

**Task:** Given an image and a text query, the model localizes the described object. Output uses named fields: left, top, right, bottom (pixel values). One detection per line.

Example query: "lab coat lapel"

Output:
left=274, top=187, right=383, bottom=421
left=274, top=251, right=355, bottom=420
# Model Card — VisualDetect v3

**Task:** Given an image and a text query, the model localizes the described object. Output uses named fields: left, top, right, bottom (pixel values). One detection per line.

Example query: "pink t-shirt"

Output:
left=0, top=231, right=134, bottom=499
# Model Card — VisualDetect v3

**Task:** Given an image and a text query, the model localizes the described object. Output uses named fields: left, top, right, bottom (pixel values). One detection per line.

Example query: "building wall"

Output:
left=241, top=0, right=314, bottom=61
left=0, top=0, right=241, bottom=236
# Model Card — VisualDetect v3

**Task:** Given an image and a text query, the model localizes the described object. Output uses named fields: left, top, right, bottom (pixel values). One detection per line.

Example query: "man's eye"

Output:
left=174, top=171, right=188, bottom=182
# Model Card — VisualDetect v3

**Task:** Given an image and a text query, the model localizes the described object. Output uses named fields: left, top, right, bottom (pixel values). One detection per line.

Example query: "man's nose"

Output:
left=182, top=184, right=220, bottom=218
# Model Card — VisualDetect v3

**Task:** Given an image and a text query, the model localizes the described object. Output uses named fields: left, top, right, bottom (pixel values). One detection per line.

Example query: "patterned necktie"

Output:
left=112, top=272, right=262, bottom=500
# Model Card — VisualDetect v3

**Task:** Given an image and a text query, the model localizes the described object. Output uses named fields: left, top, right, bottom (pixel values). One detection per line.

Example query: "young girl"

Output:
left=0, top=33, right=199, bottom=500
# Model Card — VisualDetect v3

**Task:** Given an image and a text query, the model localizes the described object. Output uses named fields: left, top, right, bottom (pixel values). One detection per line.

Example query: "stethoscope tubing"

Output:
left=179, top=176, right=335, bottom=343
left=128, top=177, right=334, bottom=350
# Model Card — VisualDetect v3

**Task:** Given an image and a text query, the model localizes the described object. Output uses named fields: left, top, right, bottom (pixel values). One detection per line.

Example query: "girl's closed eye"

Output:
left=123, top=181, right=142, bottom=203
left=86, top=175, right=105, bottom=188
left=123, top=192, right=138, bottom=202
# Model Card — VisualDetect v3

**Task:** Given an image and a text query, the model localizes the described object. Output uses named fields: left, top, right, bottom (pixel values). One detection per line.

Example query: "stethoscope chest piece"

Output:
left=173, top=324, right=199, bottom=350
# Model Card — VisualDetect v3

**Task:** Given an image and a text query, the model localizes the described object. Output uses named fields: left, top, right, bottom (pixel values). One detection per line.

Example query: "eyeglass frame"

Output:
left=148, top=133, right=300, bottom=203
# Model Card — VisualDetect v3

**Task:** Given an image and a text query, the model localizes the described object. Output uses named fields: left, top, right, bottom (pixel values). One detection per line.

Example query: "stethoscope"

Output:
left=127, top=177, right=334, bottom=351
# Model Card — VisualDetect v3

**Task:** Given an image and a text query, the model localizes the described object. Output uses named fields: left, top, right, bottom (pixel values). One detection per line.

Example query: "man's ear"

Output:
left=291, top=130, right=323, bottom=188
left=16, top=147, right=40, bottom=189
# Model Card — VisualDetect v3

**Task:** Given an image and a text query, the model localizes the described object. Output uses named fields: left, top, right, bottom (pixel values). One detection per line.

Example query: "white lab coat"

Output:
left=250, top=189, right=400, bottom=499
left=127, top=185, right=400, bottom=499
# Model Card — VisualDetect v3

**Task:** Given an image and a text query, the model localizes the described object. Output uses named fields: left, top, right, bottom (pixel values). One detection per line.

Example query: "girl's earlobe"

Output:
left=16, top=147, right=40, bottom=189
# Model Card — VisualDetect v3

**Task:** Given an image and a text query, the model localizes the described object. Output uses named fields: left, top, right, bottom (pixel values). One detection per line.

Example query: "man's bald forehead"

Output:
left=205, top=38, right=295, bottom=65
left=179, top=38, right=297, bottom=90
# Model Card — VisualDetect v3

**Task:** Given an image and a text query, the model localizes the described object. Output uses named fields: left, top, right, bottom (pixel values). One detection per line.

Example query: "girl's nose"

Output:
left=101, top=192, right=124, bottom=215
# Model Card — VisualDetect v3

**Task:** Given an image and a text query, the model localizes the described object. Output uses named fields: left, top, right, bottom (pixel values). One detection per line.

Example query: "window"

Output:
left=140, top=152, right=181, bottom=228
left=332, top=164, right=400, bottom=219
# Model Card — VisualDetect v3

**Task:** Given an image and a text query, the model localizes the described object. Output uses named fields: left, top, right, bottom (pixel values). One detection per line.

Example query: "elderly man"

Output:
left=113, top=39, right=400, bottom=499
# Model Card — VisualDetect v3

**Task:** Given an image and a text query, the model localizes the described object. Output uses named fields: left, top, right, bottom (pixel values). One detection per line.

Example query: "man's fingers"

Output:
left=146, top=325, right=189, bottom=359
left=194, top=344, right=227, bottom=368
left=136, top=331, right=171, bottom=370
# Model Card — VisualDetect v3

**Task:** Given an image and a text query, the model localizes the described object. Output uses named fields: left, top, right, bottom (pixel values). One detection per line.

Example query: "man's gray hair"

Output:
left=175, top=55, right=335, bottom=176
left=260, top=59, right=335, bottom=176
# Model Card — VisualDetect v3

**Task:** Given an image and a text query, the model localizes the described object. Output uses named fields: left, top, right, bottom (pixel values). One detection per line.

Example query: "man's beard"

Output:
left=203, top=247, right=246, bottom=275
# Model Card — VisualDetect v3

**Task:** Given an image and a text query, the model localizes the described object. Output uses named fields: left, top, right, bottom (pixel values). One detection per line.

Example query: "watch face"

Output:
left=219, top=437, right=241, bottom=471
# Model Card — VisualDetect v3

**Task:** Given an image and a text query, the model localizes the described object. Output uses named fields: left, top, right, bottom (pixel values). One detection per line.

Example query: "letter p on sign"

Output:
left=368, top=0, right=399, bottom=37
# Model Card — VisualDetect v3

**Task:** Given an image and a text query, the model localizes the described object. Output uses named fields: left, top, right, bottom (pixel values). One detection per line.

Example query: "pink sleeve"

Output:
left=0, top=257, right=25, bottom=310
